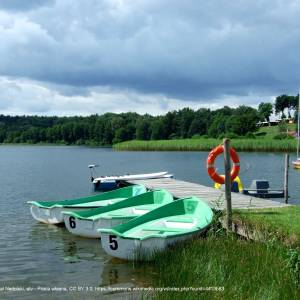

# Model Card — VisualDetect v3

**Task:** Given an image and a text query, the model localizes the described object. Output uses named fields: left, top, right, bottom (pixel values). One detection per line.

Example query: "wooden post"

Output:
left=284, top=154, right=289, bottom=204
left=223, top=138, right=232, bottom=230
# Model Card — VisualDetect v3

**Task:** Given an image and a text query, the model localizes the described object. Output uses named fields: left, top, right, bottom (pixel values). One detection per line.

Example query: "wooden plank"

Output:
left=126, top=178, right=289, bottom=210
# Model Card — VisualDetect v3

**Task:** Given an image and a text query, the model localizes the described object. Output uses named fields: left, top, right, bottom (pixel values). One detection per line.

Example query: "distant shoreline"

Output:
left=1, top=136, right=297, bottom=152
left=0, top=142, right=112, bottom=148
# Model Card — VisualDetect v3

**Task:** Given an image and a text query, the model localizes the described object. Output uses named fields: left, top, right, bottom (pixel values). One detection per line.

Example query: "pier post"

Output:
left=284, top=154, right=289, bottom=204
left=223, top=138, right=232, bottom=230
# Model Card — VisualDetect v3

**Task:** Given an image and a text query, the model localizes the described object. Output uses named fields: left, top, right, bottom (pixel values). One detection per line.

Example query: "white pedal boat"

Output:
left=99, top=197, right=213, bottom=260
left=92, top=171, right=173, bottom=190
left=27, top=185, right=146, bottom=224
left=92, top=171, right=172, bottom=184
left=63, top=189, right=173, bottom=238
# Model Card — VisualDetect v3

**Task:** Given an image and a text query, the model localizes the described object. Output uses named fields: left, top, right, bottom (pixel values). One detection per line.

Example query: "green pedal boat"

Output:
left=27, top=185, right=146, bottom=224
left=99, top=197, right=213, bottom=260
left=63, top=189, right=173, bottom=238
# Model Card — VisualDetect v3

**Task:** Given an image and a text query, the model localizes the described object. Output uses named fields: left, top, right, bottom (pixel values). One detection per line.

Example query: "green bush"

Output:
left=75, top=139, right=85, bottom=145
left=226, top=132, right=240, bottom=139
left=278, top=122, right=288, bottom=133
left=274, top=133, right=288, bottom=140
left=191, top=134, right=201, bottom=139
left=245, top=132, right=256, bottom=139
left=255, top=131, right=267, bottom=137
left=169, top=133, right=179, bottom=140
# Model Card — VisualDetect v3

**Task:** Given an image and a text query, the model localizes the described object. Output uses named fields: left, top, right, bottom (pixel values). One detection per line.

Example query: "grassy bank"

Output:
left=233, top=206, right=300, bottom=246
left=145, top=206, right=300, bottom=299
left=149, top=231, right=300, bottom=299
left=114, top=138, right=297, bottom=152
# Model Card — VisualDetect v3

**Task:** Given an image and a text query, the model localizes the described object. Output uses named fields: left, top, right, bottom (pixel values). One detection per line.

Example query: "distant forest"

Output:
left=0, top=94, right=298, bottom=145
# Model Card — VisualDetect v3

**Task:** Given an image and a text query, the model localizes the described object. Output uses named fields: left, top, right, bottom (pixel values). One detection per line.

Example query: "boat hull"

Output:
left=63, top=216, right=134, bottom=238
left=63, top=189, right=174, bottom=237
left=292, top=161, right=300, bottom=169
left=93, top=181, right=118, bottom=191
left=100, top=231, right=201, bottom=261
left=30, top=205, right=110, bottom=225
left=243, top=190, right=284, bottom=198
left=28, top=184, right=147, bottom=224
left=30, top=206, right=85, bottom=224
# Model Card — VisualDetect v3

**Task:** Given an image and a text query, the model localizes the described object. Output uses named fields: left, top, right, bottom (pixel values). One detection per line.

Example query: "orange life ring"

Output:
left=207, top=145, right=240, bottom=184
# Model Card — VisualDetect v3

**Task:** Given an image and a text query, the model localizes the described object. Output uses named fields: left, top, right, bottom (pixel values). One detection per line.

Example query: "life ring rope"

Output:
left=207, top=144, right=240, bottom=184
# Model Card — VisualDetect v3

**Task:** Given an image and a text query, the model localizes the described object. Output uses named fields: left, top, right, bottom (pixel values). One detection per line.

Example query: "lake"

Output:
left=0, top=146, right=299, bottom=299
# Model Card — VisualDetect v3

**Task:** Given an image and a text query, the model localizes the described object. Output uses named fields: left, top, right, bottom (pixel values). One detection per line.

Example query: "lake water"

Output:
left=0, top=146, right=299, bottom=299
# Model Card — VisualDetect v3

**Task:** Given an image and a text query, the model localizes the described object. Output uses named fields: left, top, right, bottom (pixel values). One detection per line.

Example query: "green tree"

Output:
left=162, top=111, right=177, bottom=139
left=258, top=102, right=273, bottom=122
left=188, top=108, right=211, bottom=136
left=208, top=115, right=228, bottom=137
left=150, top=119, right=165, bottom=140
left=176, top=108, right=195, bottom=138
left=226, top=106, right=259, bottom=136
left=208, top=107, right=233, bottom=137
left=275, top=95, right=294, bottom=117
left=0, top=129, right=5, bottom=143
left=94, top=119, right=105, bottom=143
left=136, top=118, right=151, bottom=140
left=73, top=123, right=84, bottom=141
left=103, top=121, right=113, bottom=145
left=113, top=128, right=128, bottom=144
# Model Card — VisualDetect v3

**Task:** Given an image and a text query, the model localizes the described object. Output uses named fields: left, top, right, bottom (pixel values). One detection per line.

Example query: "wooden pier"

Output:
left=127, top=178, right=289, bottom=210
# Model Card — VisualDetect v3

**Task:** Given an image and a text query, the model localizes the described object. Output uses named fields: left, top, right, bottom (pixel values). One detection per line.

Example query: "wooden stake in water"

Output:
left=223, top=138, right=232, bottom=229
left=284, top=154, right=289, bottom=204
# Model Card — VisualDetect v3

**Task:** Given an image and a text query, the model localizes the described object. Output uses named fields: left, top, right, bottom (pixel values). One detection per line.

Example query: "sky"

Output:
left=0, top=0, right=299, bottom=116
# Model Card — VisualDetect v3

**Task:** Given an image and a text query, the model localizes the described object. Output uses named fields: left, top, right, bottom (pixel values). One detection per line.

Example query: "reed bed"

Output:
left=114, top=138, right=297, bottom=152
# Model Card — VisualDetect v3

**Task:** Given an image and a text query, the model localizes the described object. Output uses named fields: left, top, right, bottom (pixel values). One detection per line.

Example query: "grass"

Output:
left=233, top=206, right=300, bottom=246
left=139, top=206, right=300, bottom=299
left=148, top=231, right=300, bottom=300
left=114, top=138, right=297, bottom=152
left=114, top=124, right=298, bottom=152
left=258, top=123, right=296, bottom=138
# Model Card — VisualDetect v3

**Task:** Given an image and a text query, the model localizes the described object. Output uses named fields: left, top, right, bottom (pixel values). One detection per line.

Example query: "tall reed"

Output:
left=114, top=138, right=297, bottom=152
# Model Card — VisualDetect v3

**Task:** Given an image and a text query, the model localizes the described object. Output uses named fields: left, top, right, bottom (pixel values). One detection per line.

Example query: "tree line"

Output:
left=0, top=94, right=298, bottom=145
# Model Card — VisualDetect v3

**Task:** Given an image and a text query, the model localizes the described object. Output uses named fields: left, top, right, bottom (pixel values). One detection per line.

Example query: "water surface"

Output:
left=0, top=146, right=299, bottom=299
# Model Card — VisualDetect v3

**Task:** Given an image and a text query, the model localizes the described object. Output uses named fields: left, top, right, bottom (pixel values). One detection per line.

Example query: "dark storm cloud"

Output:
left=0, top=0, right=300, bottom=105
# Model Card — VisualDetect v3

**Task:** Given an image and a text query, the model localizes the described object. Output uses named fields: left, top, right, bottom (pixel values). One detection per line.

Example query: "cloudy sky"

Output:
left=0, top=0, right=299, bottom=116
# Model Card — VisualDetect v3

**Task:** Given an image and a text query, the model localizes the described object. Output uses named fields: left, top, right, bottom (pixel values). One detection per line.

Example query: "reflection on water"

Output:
left=0, top=146, right=299, bottom=299
left=1, top=221, right=154, bottom=299
left=28, top=223, right=153, bottom=287
left=101, top=257, right=155, bottom=288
